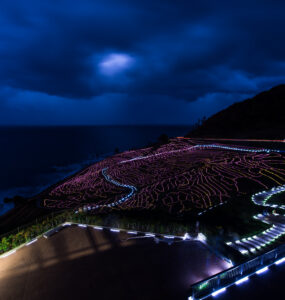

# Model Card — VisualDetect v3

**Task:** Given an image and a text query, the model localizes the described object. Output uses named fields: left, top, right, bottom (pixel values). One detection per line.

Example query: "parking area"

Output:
left=0, top=225, right=230, bottom=300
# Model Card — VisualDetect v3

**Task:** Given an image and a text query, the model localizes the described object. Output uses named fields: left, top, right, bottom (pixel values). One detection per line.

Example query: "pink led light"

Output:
left=43, top=141, right=285, bottom=214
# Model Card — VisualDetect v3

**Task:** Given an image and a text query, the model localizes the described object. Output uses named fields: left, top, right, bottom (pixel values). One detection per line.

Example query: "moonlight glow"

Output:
left=99, top=53, right=134, bottom=76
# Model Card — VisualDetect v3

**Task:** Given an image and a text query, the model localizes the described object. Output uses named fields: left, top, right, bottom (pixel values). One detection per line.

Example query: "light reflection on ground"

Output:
left=0, top=226, right=231, bottom=300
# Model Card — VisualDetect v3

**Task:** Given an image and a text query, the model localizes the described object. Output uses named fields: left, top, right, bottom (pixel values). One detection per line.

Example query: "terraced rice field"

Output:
left=42, top=139, right=285, bottom=215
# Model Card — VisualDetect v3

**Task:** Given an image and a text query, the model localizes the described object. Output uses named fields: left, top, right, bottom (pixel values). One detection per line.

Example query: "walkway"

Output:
left=0, top=225, right=230, bottom=300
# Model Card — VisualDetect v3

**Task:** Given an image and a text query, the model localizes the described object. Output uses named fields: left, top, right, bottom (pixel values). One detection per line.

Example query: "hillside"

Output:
left=187, top=85, right=285, bottom=139
left=40, top=139, right=285, bottom=216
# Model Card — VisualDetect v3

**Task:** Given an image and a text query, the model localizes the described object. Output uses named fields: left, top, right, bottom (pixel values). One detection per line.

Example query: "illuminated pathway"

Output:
left=120, top=143, right=280, bottom=165
left=226, top=185, right=285, bottom=255
left=252, top=184, right=285, bottom=209
left=88, top=167, right=137, bottom=209
left=177, top=137, right=285, bottom=143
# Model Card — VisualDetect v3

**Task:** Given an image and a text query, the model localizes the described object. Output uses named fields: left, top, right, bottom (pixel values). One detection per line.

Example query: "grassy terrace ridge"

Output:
left=39, top=139, right=285, bottom=215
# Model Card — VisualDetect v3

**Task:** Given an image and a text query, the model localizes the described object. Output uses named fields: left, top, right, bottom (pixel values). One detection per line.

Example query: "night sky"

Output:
left=1, top=1, right=285, bottom=125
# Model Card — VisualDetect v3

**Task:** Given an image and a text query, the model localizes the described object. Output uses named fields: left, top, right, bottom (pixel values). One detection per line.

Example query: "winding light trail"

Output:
left=226, top=184, right=285, bottom=255
left=120, top=143, right=280, bottom=164
left=177, top=137, right=285, bottom=143
left=91, top=167, right=137, bottom=209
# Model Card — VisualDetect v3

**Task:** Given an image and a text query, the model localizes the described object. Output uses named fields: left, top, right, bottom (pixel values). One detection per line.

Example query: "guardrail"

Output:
left=189, top=243, right=285, bottom=299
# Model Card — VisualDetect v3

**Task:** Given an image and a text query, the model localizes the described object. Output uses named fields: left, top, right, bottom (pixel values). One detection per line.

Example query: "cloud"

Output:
left=98, top=53, right=135, bottom=76
left=0, top=86, right=254, bottom=125
left=0, top=0, right=285, bottom=124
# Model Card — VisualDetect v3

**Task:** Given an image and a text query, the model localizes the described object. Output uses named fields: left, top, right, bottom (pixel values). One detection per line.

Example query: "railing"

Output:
left=189, top=243, right=285, bottom=299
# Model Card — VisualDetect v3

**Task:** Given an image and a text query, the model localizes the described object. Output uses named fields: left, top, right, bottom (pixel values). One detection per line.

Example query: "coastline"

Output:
left=0, top=125, right=191, bottom=221
left=0, top=153, right=111, bottom=234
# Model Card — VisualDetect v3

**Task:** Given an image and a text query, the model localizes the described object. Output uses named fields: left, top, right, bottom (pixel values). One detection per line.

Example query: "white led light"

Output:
left=256, top=267, right=268, bottom=274
left=275, top=257, right=285, bottom=265
left=197, top=232, right=207, bottom=242
left=146, top=233, right=155, bottom=237
left=183, top=233, right=191, bottom=240
left=212, top=287, right=226, bottom=297
left=93, top=226, right=103, bottom=230
left=235, top=276, right=249, bottom=285
left=1, top=249, right=16, bottom=258
left=110, top=228, right=120, bottom=232
left=78, top=224, right=87, bottom=228
left=26, top=238, right=37, bottom=246
left=164, top=235, right=175, bottom=239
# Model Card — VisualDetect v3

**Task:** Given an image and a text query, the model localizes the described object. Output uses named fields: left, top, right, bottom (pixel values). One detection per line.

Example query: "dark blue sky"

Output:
left=1, top=0, right=285, bottom=125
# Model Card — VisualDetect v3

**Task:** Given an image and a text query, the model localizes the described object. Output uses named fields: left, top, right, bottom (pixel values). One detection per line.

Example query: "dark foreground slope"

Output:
left=187, top=85, right=285, bottom=139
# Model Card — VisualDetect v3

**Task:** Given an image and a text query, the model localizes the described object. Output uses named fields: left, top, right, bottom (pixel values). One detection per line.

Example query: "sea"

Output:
left=0, top=125, right=191, bottom=216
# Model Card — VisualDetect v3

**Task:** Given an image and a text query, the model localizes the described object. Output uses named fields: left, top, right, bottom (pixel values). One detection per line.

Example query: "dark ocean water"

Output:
left=0, top=125, right=191, bottom=215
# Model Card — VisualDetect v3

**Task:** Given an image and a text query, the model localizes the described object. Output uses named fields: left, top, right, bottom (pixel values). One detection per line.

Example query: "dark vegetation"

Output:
left=268, top=192, right=285, bottom=206
left=198, top=195, right=274, bottom=264
left=0, top=210, right=197, bottom=254
left=199, top=195, right=269, bottom=238
left=0, top=186, right=282, bottom=259
left=146, top=133, right=170, bottom=151
left=4, top=195, right=27, bottom=207
left=187, top=85, right=285, bottom=139
left=0, top=210, right=68, bottom=253
left=0, top=200, right=51, bottom=235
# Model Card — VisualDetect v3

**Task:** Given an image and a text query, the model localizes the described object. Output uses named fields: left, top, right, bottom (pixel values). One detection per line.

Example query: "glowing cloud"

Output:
left=99, top=53, right=134, bottom=76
